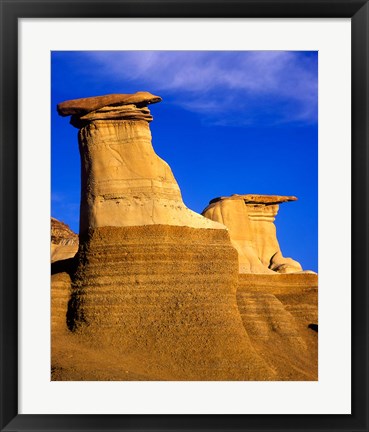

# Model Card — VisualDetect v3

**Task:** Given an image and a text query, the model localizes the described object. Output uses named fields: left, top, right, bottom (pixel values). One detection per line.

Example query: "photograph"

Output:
left=50, top=50, right=318, bottom=381
left=2, top=0, right=369, bottom=428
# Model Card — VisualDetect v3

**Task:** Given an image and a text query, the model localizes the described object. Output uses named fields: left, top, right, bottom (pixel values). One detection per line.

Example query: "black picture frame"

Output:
left=1, top=1, right=368, bottom=431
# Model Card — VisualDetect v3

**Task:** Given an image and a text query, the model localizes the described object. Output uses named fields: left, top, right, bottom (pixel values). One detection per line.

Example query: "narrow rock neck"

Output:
left=77, top=119, right=182, bottom=235
left=245, top=204, right=281, bottom=266
left=246, top=204, right=279, bottom=222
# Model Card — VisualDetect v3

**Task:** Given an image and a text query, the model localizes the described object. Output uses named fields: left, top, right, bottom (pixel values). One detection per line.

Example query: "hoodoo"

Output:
left=58, top=91, right=224, bottom=235
left=202, top=194, right=304, bottom=274
left=54, top=92, right=276, bottom=380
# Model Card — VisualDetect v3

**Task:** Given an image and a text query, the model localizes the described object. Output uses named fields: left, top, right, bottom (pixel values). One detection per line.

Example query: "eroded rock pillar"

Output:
left=202, top=194, right=303, bottom=274
left=56, top=93, right=274, bottom=380
left=58, top=91, right=223, bottom=235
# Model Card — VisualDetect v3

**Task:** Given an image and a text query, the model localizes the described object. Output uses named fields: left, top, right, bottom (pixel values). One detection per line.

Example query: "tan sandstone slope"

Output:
left=237, top=272, right=318, bottom=380
left=51, top=92, right=317, bottom=381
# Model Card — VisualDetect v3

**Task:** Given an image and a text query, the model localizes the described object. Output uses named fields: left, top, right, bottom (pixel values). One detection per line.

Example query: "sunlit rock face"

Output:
left=53, top=93, right=318, bottom=381
left=54, top=93, right=279, bottom=381
left=202, top=194, right=304, bottom=274
left=58, top=91, right=224, bottom=235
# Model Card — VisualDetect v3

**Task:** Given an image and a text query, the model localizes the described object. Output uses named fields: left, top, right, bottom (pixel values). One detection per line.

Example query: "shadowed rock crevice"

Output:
left=308, top=323, right=318, bottom=332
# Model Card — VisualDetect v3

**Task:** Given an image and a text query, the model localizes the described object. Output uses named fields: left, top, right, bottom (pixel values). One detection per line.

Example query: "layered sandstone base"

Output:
left=51, top=269, right=72, bottom=339
left=237, top=273, right=318, bottom=380
left=238, top=273, right=318, bottom=327
left=51, top=243, right=318, bottom=381
left=52, top=225, right=276, bottom=381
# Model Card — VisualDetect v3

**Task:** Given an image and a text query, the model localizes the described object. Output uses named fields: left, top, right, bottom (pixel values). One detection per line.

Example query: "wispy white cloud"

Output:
left=79, top=51, right=317, bottom=125
left=51, top=192, right=64, bottom=203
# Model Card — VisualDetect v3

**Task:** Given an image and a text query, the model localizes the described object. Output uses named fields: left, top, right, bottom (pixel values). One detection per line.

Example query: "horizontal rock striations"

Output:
left=51, top=271, right=73, bottom=339
left=57, top=91, right=162, bottom=117
left=237, top=287, right=317, bottom=380
left=202, top=194, right=304, bottom=274
left=53, top=92, right=317, bottom=381
left=68, top=225, right=275, bottom=380
left=237, top=272, right=318, bottom=380
left=54, top=92, right=281, bottom=380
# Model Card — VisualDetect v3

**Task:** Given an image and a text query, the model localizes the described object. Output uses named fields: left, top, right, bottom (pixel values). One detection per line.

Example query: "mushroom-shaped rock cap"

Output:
left=57, top=91, right=162, bottom=117
left=209, top=194, right=297, bottom=205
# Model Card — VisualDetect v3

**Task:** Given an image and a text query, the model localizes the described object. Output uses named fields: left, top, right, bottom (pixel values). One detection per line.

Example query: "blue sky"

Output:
left=51, top=51, right=318, bottom=272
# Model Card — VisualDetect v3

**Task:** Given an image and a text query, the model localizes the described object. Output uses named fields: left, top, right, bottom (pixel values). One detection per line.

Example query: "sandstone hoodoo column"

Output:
left=58, top=92, right=222, bottom=235
left=57, top=93, right=274, bottom=380
left=202, top=194, right=304, bottom=274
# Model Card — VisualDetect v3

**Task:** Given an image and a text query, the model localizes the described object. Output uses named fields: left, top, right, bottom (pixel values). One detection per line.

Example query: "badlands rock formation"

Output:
left=54, top=92, right=278, bottom=380
left=51, top=91, right=317, bottom=381
left=236, top=272, right=318, bottom=379
left=51, top=217, right=78, bottom=262
left=58, top=91, right=223, bottom=235
left=202, top=194, right=304, bottom=274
